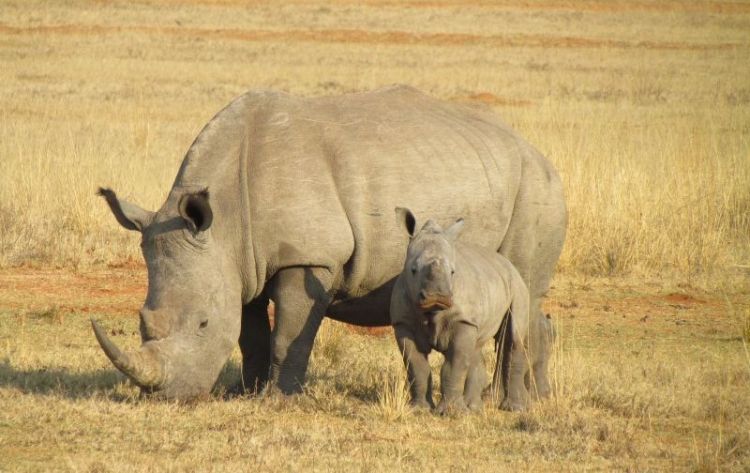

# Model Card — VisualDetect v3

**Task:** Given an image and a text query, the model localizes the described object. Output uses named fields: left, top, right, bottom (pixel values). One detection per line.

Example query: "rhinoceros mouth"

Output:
left=417, top=295, right=453, bottom=312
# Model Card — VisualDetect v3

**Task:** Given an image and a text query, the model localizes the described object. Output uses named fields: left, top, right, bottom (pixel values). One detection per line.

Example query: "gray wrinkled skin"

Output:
left=95, top=85, right=567, bottom=400
left=390, top=211, right=533, bottom=414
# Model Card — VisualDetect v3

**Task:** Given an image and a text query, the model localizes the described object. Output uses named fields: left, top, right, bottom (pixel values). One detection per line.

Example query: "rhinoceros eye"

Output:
left=410, top=265, right=417, bottom=275
left=199, top=319, right=208, bottom=329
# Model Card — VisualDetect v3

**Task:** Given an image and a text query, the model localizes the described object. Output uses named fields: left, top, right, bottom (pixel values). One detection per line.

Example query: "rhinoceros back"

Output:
left=175, top=85, right=534, bottom=306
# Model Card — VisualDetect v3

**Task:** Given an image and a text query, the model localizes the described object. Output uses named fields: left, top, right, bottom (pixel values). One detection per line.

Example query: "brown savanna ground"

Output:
left=1, top=0, right=749, bottom=471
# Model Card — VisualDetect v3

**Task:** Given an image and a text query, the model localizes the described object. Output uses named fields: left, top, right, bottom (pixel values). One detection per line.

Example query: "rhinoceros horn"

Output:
left=91, top=319, right=166, bottom=388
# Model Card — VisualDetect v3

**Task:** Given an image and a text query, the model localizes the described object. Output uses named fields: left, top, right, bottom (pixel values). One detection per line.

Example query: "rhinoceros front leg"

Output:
left=268, top=266, right=334, bottom=394
left=238, top=295, right=271, bottom=394
left=435, top=323, right=476, bottom=415
left=394, top=324, right=434, bottom=409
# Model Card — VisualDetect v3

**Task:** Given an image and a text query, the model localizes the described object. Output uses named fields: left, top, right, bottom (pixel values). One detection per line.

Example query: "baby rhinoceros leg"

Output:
left=500, top=341, right=530, bottom=411
left=435, top=323, right=476, bottom=416
left=463, top=347, right=486, bottom=411
left=394, top=324, right=434, bottom=410
left=499, top=271, right=532, bottom=412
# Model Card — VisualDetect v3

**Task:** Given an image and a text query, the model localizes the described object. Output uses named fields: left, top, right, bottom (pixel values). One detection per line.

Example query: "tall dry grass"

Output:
left=1, top=1, right=749, bottom=285
left=515, top=101, right=750, bottom=279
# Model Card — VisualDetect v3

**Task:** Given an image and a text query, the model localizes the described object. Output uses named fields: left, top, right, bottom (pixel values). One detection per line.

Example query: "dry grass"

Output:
left=0, top=0, right=748, bottom=284
left=1, top=269, right=749, bottom=471
left=1, top=0, right=749, bottom=471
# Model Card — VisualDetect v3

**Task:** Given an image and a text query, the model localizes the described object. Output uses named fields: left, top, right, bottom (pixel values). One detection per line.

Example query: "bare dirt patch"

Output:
left=662, top=292, right=707, bottom=305
left=462, top=92, right=533, bottom=107
left=0, top=267, right=146, bottom=316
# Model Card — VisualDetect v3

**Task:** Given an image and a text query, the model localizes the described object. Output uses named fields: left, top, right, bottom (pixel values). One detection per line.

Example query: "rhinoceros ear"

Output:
left=395, top=207, right=417, bottom=238
left=444, top=218, right=465, bottom=242
left=98, top=188, right=154, bottom=232
left=179, top=189, right=213, bottom=234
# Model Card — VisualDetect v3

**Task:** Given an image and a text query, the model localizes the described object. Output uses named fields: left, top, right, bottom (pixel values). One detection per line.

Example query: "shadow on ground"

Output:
left=0, top=359, right=249, bottom=402
left=0, top=361, right=125, bottom=399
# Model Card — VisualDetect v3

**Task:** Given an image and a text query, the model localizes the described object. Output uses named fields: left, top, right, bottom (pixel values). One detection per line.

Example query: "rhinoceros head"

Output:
left=94, top=188, right=242, bottom=400
left=396, top=208, right=465, bottom=313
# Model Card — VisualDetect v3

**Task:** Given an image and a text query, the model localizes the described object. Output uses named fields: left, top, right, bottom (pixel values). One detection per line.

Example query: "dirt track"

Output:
left=0, top=267, right=741, bottom=344
left=0, top=23, right=742, bottom=51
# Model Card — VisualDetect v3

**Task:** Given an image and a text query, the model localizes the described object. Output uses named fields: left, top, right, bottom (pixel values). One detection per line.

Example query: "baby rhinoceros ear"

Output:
left=444, top=218, right=465, bottom=242
left=395, top=207, right=417, bottom=238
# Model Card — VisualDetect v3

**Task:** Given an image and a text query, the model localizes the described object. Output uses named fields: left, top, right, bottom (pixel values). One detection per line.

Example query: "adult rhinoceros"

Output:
left=93, top=85, right=567, bottom=400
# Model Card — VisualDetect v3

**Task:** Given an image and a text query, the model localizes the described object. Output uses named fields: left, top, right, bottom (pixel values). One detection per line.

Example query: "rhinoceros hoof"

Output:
left=409, top=399, right=433, bottom=411
left=225, top=379, right=266, bottom=397
left=500, top=397, right=528, bottom=412
left=466, top=399, right=484, bottom=412
left=259, top=384, right=300, bottom=403
left=435, top=399, right=469, bottom=416
left=224, top=382, right=247, bottom=397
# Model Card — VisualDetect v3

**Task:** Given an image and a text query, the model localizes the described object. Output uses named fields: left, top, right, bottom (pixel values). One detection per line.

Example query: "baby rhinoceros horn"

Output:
left=91, top=319, right=166, bottom=389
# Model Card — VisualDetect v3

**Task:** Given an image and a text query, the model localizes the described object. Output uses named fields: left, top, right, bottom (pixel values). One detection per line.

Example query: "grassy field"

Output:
left=1, top=0, right=749, bottom=471
left=1, top=269, right=748, bottom=471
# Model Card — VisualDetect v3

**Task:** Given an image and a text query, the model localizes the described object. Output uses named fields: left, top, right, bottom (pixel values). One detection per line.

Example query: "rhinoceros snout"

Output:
left=417, top=292, right=453, bottom=311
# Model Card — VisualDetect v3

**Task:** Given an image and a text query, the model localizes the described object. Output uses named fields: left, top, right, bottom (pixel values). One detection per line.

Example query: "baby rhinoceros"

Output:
left=390, top=208, right=532, bottom=414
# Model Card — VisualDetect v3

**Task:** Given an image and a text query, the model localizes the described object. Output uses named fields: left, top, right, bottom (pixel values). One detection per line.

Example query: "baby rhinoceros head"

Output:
left=395, top=208, right=465, bottom=315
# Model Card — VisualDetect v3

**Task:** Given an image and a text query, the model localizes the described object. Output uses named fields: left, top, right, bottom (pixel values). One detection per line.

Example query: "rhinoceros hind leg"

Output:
left=498, top=153, right=566, bottom=404
left=464, top=347, right=487, bottom=411
left=500, top=342, right=530, bottom=411
left=238, top=295, right=271, bottom=395
left=268, top=266, right=335, bottom=395
left=531, top=314, right=555, bottom=399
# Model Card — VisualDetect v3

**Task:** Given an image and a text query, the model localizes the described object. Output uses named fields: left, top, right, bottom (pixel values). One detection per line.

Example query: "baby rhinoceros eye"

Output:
left=411, top=265, right=417, bottom=275
left=199, top=319, right=208, bottom=329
